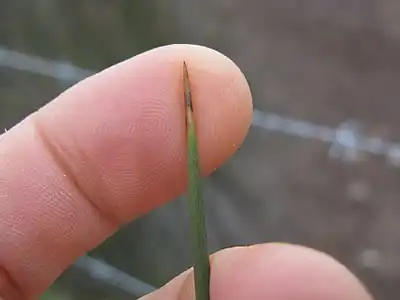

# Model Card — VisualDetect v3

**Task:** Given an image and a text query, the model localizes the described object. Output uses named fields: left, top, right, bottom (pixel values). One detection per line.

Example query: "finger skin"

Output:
left=142, top=244, right=374, bottom=300
left=0, top=44, right=252, bottom=298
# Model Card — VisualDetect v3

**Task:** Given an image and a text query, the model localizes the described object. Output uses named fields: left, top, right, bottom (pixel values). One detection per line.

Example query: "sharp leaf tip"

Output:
left=183, top=61, right=193, bottom=111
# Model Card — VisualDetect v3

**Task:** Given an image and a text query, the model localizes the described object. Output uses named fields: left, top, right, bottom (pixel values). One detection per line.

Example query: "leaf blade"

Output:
left=183, top=61, right=210, bottom=300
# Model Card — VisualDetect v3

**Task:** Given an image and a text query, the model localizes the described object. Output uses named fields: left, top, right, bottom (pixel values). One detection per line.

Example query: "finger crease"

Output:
left=0, top=266, right=25, bottom=300
left=31, top=115, right=121, bottom=228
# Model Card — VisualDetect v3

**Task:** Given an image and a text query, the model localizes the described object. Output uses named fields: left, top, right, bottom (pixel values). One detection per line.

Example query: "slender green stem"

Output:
left=183, top=61, right=210, bottom=300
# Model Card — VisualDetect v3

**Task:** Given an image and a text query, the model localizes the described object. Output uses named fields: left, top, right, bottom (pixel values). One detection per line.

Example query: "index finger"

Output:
left=0, top=44, right=253, bottom=299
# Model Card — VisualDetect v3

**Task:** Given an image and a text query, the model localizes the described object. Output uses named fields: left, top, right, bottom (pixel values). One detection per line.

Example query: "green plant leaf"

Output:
left=183, top=61, right=210, bottom=300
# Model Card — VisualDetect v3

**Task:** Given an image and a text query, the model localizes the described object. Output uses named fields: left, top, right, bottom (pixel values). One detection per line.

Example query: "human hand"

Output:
left=0, top=44, right=373, bottom=300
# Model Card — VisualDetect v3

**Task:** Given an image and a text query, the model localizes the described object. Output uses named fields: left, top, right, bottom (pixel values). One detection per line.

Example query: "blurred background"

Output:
left=1, top=1, right=400, bottom=299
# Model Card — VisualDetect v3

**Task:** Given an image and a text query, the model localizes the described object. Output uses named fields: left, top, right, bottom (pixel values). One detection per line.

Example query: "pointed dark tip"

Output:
left=183, top=61, right=193, bottom=112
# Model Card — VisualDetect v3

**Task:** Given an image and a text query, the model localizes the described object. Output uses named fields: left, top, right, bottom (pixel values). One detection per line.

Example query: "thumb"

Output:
left=141, top=244, right=373, bottom=300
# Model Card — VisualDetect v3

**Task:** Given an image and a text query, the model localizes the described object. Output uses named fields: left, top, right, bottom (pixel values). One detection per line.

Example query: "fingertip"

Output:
left=128, top=44, right=254, bottom=172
